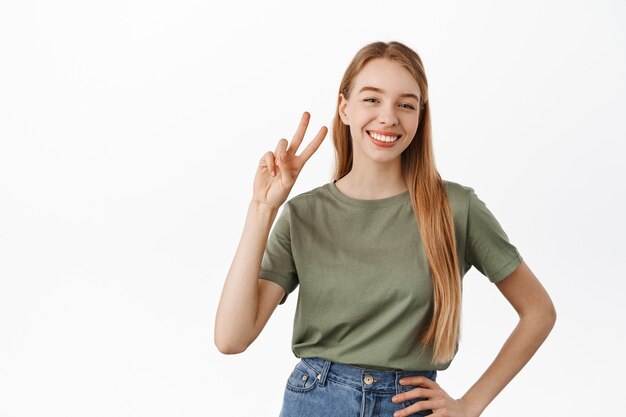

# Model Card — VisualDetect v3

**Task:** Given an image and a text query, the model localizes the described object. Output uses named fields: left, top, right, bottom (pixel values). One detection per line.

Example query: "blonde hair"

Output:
left=331, top=41, right=461, bottom=364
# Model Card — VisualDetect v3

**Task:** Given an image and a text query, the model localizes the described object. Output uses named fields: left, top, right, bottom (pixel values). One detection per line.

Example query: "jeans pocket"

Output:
left=285, top=362, right=320, bottom=393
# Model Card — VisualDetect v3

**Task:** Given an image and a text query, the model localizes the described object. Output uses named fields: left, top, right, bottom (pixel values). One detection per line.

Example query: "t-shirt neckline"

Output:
left=326, top=180, right=410, bottom=209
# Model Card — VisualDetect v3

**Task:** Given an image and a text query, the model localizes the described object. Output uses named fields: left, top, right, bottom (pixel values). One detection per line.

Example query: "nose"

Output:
left=378, top=103, right=399, bottom=126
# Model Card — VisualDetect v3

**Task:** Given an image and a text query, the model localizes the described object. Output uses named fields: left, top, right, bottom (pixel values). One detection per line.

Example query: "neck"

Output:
left=335, top=158, right=407, bottom=199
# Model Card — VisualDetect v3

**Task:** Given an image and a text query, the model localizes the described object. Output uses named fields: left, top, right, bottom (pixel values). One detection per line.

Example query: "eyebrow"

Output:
left=358, top=86, right=420, bottom=102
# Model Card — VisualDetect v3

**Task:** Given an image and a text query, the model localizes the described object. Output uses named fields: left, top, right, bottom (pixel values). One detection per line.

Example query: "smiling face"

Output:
left=338, top=58, right=422, bottom=166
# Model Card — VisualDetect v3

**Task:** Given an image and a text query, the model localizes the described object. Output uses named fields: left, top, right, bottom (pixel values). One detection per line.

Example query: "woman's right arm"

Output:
left=214, top=112, right=327, bottom=354
left=213, top=200, right=283, bottom=354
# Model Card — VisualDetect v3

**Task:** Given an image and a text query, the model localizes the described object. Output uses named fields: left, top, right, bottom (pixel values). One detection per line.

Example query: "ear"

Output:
left=338, top=93, right=349, bottom=125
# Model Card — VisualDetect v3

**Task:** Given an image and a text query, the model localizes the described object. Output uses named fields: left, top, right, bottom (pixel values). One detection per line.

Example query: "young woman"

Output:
left=215, top=41, right=556, bottom=417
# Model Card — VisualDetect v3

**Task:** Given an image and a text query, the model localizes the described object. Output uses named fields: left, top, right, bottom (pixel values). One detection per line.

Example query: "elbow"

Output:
left=215, top=342, right=247, bottom=355
left=523, top=290, right=557, bottom=325
left=541, top=308, right=557, bottom=335
left=525, top=303, right=557, bottom=331
left=541, top=302, right=557, bottom=328
left=519, top=300, right=557, bottom=332
left=213, top=310, right=256, bottom=354
left=543, top=296, right=557, bottom=327
left=214, top=329, right=251, bottom=355
left=543, top=307, right=557, bottom=337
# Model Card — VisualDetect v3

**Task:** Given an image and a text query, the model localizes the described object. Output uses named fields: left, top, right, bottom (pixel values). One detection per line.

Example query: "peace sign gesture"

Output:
left=252, top=111, right=328, bottom=208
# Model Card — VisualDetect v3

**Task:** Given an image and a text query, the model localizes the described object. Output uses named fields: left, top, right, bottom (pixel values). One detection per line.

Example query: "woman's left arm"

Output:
left=459, top=261, right=556, bottom=417
left=458, top=260, right=557, bottom=416
left=392, top=261, right=556, bottom=417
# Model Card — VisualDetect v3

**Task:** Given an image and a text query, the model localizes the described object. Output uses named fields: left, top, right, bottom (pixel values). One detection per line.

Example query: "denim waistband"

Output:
left=300, top=357, right=437, bottom=393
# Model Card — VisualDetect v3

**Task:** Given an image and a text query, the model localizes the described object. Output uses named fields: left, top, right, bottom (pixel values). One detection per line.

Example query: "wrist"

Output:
left=458, top=396, right=483, bottom=417
left=249, top=199, right=280, bottom=216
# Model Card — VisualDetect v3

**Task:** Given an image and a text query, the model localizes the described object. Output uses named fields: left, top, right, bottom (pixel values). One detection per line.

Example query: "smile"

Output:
left=367, top=130, right=401, bottom=147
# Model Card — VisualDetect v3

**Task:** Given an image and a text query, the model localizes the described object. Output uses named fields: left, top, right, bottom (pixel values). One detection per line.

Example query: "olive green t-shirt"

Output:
left=259, top=179, right=523, bottom=371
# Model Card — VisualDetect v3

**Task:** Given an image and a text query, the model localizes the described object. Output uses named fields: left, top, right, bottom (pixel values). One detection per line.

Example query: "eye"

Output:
left=363, top=98, right=379, bottom=103
left=399, top=103, right=416, bottom=110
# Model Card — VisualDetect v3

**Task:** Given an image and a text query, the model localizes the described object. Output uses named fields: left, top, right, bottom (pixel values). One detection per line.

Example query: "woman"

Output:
left=214, top=41, right=556, bottom=417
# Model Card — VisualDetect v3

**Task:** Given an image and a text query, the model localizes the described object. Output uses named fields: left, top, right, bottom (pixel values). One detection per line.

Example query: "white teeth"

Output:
left=369, top=131, right=399, bottom=142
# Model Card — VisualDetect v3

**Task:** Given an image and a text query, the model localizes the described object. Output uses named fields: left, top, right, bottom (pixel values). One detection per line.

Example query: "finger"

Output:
left=398, top=399, right=437, bottom=417
left=288, top=111, right=311, bottom=154
left=274, top=138, right=287, bottom=156
left=297, top=125, right=328, bottom=163
left=399, top=376, right=437, bottom=389
left=275, top=138, right=288, bottom=157
left=395, top=387, right=435, bottom=402
left=264, top=152, right=276, bottom=176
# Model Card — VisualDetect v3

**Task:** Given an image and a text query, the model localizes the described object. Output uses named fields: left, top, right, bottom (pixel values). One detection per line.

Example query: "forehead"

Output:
left=353, top=58, right=421, bottom=97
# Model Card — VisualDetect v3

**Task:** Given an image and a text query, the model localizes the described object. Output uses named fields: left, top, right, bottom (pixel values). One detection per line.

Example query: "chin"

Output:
left=367, top=154, right=402, bottom=164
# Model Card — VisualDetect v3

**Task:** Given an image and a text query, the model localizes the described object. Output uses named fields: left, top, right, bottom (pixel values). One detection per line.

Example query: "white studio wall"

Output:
left=1, top=1, right=624, bottom=416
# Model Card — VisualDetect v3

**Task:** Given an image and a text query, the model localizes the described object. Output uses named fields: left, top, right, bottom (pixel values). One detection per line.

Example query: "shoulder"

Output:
left=280, top=182, right=331, bottom=214
left=287, top=182, right=328, bottom=202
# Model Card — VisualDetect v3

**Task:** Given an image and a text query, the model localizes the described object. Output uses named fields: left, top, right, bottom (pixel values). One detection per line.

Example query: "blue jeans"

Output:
left=278, top=357, right=437, bottom=417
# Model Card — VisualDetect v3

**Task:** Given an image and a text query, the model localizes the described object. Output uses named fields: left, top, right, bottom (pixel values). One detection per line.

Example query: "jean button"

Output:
left=364, top=375, right=374, bottom=384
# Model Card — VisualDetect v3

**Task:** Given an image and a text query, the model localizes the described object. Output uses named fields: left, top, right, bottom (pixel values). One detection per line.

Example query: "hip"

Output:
left=279, top=357, right=437, bottom=417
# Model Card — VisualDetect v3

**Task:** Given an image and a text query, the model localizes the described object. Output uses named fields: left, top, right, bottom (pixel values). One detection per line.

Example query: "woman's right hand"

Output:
left=252, top=111, right=328, bottom=208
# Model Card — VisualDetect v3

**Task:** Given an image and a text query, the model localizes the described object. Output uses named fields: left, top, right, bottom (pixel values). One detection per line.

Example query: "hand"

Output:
left=252, top=111, right=328, bottom=208
left=391, top=376, right=475, bottom=417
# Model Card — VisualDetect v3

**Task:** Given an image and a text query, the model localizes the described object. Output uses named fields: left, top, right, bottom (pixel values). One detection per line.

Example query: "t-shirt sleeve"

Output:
left=465, top=187, right=523, bottom=283
left=259, top=203, right=299, bottom=305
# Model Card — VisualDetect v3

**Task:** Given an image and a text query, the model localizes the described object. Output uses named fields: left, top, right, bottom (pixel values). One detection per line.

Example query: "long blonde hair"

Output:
left=331, top=41, right=461, bottom=364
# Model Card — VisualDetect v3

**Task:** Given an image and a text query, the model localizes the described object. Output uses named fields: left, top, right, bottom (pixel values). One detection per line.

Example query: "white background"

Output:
left=1, top=0, right=625, bottom=416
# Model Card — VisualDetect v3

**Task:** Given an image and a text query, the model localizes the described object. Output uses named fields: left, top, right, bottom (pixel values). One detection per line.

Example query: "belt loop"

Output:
left=316, top=358, right=331, bottom=387
left=394, top=371, right=401, bottom=394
